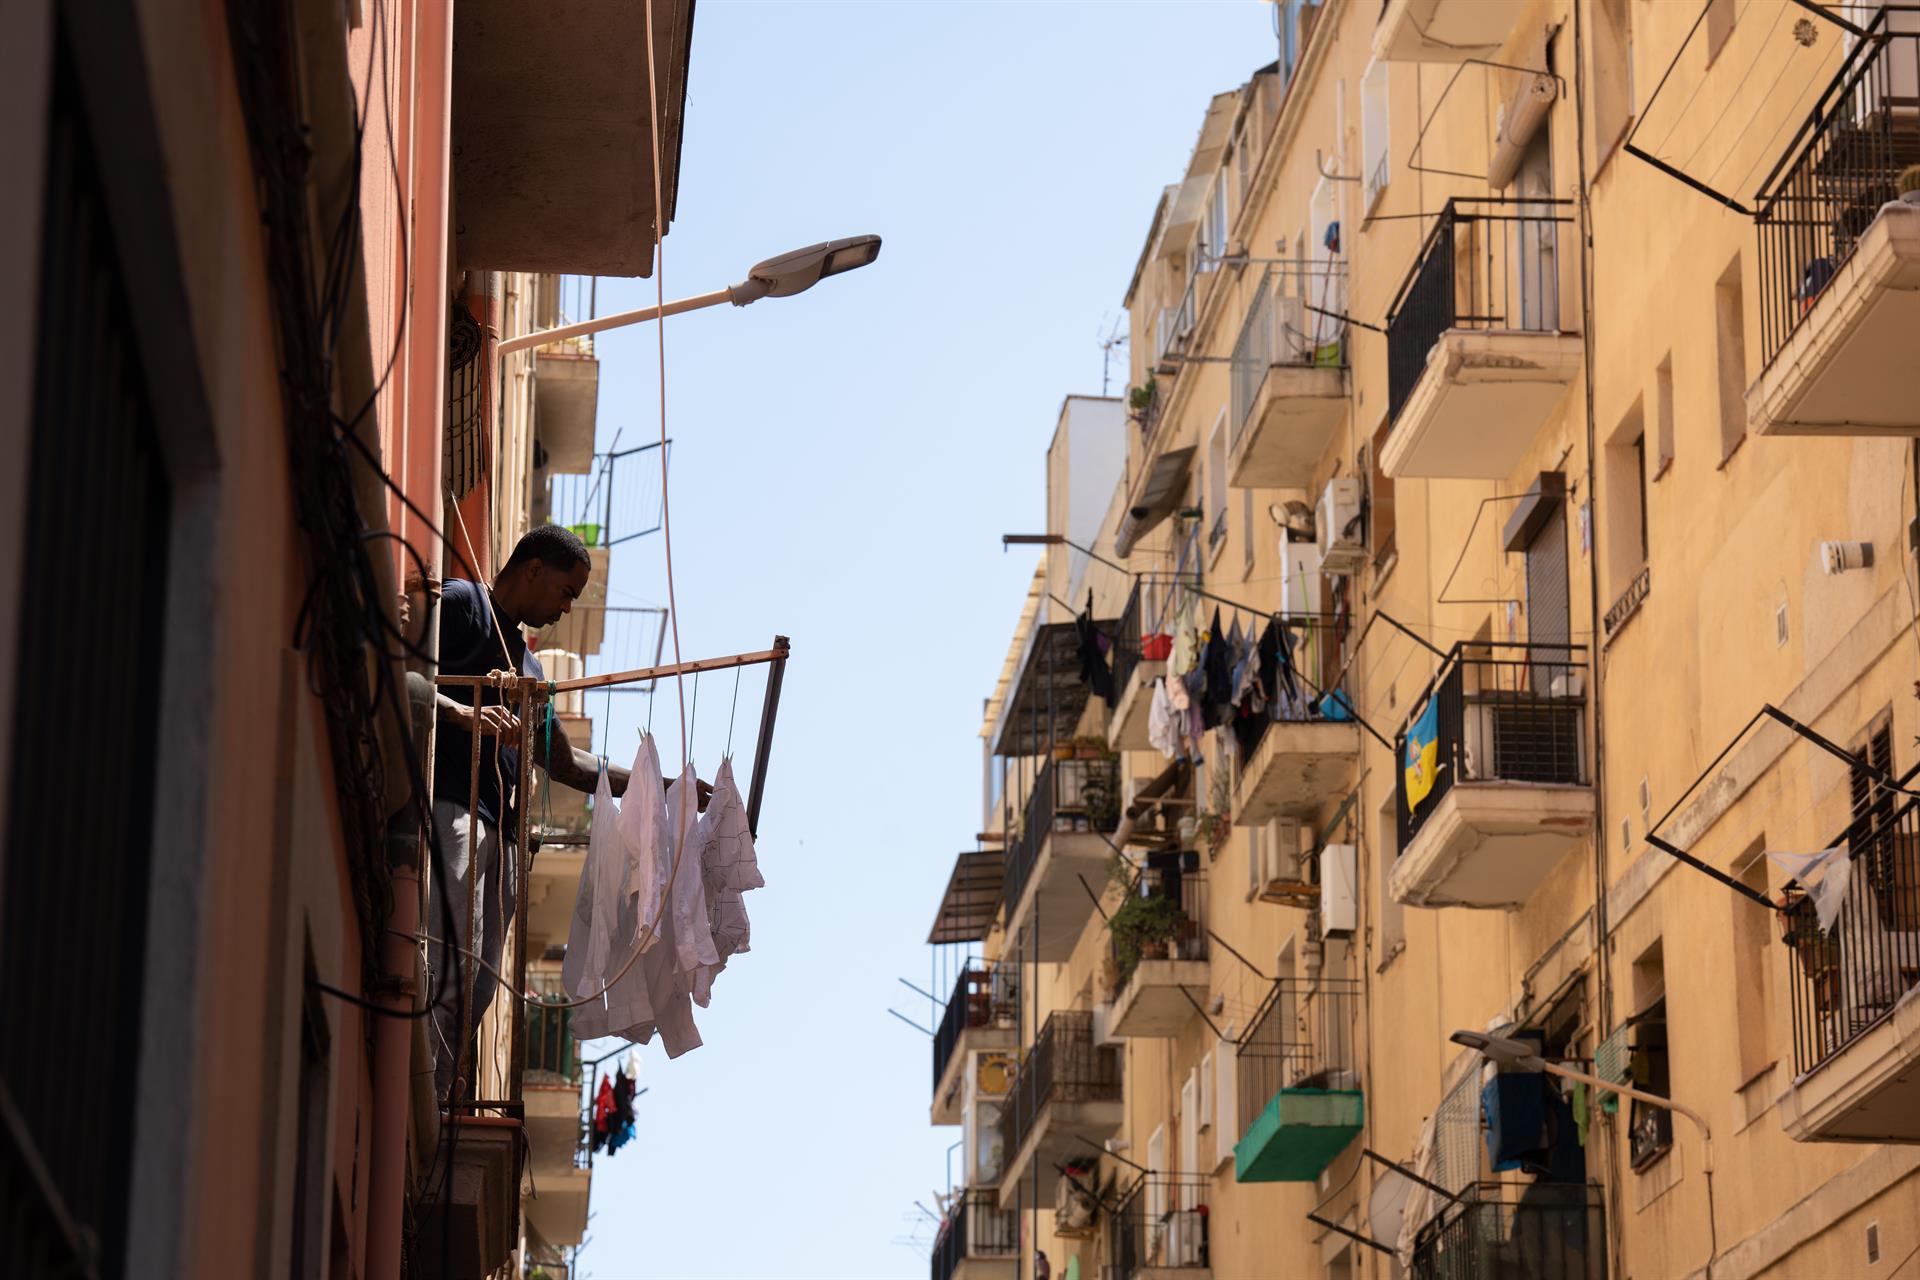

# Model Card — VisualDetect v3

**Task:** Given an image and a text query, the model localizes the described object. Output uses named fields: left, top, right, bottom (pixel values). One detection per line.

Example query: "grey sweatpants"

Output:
left=428, top=800, right=518, bottom=1098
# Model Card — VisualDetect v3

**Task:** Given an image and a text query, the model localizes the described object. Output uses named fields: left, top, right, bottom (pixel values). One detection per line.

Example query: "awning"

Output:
left=928, top=850, right=1005, bottom=944
left=989, top=619, right=1112, bottom=758
left=1115, top=446, right=1195, bottom=557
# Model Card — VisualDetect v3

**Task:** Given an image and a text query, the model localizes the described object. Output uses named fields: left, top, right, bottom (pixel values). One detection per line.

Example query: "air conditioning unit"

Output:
left=1321, top=843, right=1358, bottom=935
left=1165, top=1210, right=1207, bottom=1267
left=1055, top=1173, right=1099, bottom=1238
left=1317, top=477, right=1367, bottom=575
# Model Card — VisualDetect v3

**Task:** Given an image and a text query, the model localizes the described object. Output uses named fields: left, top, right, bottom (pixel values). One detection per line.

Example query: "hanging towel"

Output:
left=699, top=757, right=764, bottom=895
left=563, top=765, right=629, bottom=1009
left=1147, top=679, right=1179, bottom=758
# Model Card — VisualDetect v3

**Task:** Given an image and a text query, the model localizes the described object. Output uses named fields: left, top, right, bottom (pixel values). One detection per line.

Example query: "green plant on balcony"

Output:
left=1108, top=884, right=1185, bottom=983
left=1127, top=377, right=1159, bottom=434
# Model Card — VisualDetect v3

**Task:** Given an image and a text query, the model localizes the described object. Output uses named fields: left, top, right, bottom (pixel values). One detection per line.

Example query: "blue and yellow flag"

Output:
left=1404, top=696, right=1440, bottom=812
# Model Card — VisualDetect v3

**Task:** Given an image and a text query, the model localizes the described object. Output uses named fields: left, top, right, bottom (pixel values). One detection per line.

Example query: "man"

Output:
left=429, top=524, right=630, bottom=1096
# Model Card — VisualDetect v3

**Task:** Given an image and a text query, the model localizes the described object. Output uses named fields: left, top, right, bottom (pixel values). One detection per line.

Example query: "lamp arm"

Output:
left=1538, top=1060, right=1713, bottom=1172
left=495, top=286, right=734, bottom=358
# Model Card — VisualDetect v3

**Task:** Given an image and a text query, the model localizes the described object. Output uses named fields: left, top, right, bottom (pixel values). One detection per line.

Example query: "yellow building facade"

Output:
left=927, top=3, right=1920, bottom=1278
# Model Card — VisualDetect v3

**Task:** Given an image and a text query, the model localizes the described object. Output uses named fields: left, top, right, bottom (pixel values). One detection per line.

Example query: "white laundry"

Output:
left=1147, top=679, right=1177, bottom=758
left=699, top=757, right=764, bottom=894
left=561, top=765, right=626, bottom=1006
left=618, top=734, right=671, bottom=955
left=1768, top=846, right=1851, bottom=932
left=665, top=763, right=719, bottom=980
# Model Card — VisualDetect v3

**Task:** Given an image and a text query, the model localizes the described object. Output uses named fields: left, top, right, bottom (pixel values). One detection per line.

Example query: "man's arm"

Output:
left=436, top=691, right=520, bottom=737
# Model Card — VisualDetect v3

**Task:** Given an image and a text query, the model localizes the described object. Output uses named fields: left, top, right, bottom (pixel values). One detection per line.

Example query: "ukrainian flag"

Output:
left=1404, top=696, right=1440, bottom=812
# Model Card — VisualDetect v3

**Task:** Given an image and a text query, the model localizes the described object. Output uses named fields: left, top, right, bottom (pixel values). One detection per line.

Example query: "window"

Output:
left=1376, top=796, right=1405, bottom=965
left=1200, top=1052, right=1215, bottom=1128
left=1848, top=713, right=1895, bottom=853
left=1604, top=400, right=1649, bottom=596
left=1361, top=59, right=1391, bottom=213
left=1369, top=418, right=1396, bottom=567
left=1207, top=410, right=1229, bottom=556
left=1633, top=433, right=1649, bottom=564
left=1243, top=486, right=1256, bottom=577
left=1179, top=1071, right=1199, bottom=1173
left=1248, top=820, right=1264, bottom=900
left=1654, top=353, right=1675, bottom=478
left=1593, top=0, right=1636, bottom=157
left=1204, top=177, right=1230, bottom=267
left=1147, top=1127, right=1168, bottom=1216
left=1629, top=944, right=1672, bottom=1170
left=1715, top=257, right=1748, bottom=463
left=1215, top=1030, right=1239, bottom=1168
left=1731, top=840, right=1775, bottom=1084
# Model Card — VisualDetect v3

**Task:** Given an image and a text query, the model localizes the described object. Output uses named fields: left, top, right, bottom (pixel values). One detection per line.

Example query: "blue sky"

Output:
left=572, top=4, right=1276, bottom=1276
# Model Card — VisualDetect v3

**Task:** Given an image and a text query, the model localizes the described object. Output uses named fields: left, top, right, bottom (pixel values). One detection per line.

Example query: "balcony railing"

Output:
left=1411, top=1181, right=1606, bottom=1280
left=1754, top=10, right=1920, bottom=368
left=931, top=1189, right=1017, bottom=1280
left=1385, top=198, right=1573, bottom=426
left=1112, top=581, right=1146, bottom=700
left=1237, top=978, right=1362, bottom=1126
left=1109, top=858, right=1209, bottom=995
left=933, top=961, right=1017, bottom=1091
left=1228, top=265, right=1348, bottom=448
left=525, top=1000, right=580, bottom=1084
left=1394, top=643, right=1589, bottom=855
left=1783, top=768, right=1920, bottom=1079
left=1001, top=757, right=1122, bottom=919
left=1155, top=273, right=1200, bottom=370
left=997, top=1011, right=1121, bottom=1167
left=1109, top=1175, right=1211, bottom=1278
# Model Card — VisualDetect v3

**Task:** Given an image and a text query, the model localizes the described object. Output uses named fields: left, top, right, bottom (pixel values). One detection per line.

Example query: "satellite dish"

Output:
left=1368, top=1167, right=1415, bottom=1250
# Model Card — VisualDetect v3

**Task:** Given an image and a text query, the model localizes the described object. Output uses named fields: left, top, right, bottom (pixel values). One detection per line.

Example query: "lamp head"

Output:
left=1449, top=1029, right=1546, bottom=1071
left=729, top=234, right=883, bottom=306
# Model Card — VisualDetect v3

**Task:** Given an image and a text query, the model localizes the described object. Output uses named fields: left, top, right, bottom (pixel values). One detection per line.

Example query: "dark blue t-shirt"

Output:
left=434, top=579, right=545, bottom=836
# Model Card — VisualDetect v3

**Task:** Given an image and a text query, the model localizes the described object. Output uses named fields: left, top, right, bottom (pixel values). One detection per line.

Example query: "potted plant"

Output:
left=1108, top=887, right=1184, bottom=979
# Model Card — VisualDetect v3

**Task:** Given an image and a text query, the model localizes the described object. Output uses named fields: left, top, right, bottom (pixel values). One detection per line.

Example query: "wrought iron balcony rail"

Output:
left=1783, top=762, right=1920, bottom=1078
left=1236, top=977, right=1362, bottom=1129
left=1109, top=1174, right=1211, bottom=1279
left=1412, top=1180, right=1606, bottom=1280
left=931, top=1189, right=1017, bottom=1280
left=524, top=1000, right=580, bottom=1084
left=1109, top=859, right=1209, bottom=995
left=1393, top=642, right=1589, bottom=854
left=997, top=1011, right=1121, bottom=1169
left=1753, top=10, right=1920, bottom=367
left=1001, top=757, right=1122, bottom=920
left=1384, top=197, right=1573, bottom=426
left=933, top=961, right=1016, bottom=1090
left=1229, top=264, right=1349, bottom=448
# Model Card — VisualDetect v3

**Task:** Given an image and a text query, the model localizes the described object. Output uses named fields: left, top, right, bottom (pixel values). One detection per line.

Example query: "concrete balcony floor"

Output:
left=1387, top=782, right=1595, bottom=909
left=995, top=1095, right=1124, bottom=1210
left=1227, top=365, right=1348, bottom=490
left=1004, top=830, right=1114, bottom=962
left=1110, top=660, right=1165, bottom=752
left=932, top=1025, right=1016, bottom=1127
left=1234, top=720, right=1360, bottom=827
left=1379, top=330, right=1582, bottom=480
left=1749, top=207, right=1920, bottom=437
left=1376, top=0, right=1527, bottom=62
left=1781, top=983, right=1920, bottom=1143
left=1110, top=959, right=1211, bottom=1038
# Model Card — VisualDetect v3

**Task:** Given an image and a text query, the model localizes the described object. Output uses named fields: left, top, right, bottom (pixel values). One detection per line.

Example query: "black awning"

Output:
left=989, top=618, right=1114, bottom=758
left=928, top=850, right=1006, bottom=944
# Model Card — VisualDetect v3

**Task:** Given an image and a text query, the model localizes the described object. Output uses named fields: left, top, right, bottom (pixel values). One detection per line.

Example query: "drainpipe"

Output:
left=366, top=1, right=453, bottom=1276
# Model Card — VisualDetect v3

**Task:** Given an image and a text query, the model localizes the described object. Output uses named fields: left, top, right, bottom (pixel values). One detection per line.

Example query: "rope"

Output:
left=726, top=665, right=743, bottom=758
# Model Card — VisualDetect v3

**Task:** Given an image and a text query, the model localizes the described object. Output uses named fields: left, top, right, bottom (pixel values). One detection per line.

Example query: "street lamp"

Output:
left=495, top=234, right=883, bottom=357
left=1450, top=1028, right=1719, bottom=1274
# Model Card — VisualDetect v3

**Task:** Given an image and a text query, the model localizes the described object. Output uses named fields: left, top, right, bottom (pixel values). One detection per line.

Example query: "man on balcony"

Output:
left=426, top=523, right=632, bottom=1098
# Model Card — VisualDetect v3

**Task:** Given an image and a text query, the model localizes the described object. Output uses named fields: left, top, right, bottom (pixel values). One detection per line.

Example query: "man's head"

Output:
left=496, top=525, right=592, bottom=628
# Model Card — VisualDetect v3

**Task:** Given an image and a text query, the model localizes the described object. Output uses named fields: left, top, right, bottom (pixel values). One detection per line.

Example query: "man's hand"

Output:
left=465, top=703, right=521, bottom=737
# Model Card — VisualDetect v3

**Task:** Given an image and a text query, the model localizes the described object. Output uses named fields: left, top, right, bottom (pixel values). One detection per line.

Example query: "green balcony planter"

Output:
left=1234, top=1087, right=1364, bottom=1182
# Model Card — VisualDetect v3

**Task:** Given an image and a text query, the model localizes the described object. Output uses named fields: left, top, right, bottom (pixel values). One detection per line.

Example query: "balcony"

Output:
left=415, top=1114, right=520, bottom=1279
left=1232, top=634, right=1361, bottom=826
left=1001, top=757, right=1122, bottom=961
left=1778, top=784, right=1920, bottom=1141
left=1226, top=267, right=1348, bottom=490
left=932, top=961, right=1018, bottom=1126
left=1376, top=0, right=1526, bottom=63
left=931, top=1189, right=1017, bottom=1280
left=1412, top=1181, right=1606, bottom=1280
left=1109, top=582, right=1168, bottom=752
left=996, top=1011, right=1123, bottom=1201
left=535, top=341, right=600, bottom=474
left=1234, top=978, right=1363, bottom=1182
left=522, top=1001, right=591, bottom=1247
left=1389, top=643, right=1593, bottom=911
left=1109, top=1176, right=1212, bottom=1280
left=1381, top=199, right=1581, bottom=481
left=1750, top=15, right=1920, bottom=437
left=451, top=0, right=693, bottom=275
left=1108, top=858, right=1210, bottom=1038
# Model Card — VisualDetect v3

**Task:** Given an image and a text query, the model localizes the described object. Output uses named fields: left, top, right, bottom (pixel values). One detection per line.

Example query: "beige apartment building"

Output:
left=926, top=3, right=1920, bottom=1279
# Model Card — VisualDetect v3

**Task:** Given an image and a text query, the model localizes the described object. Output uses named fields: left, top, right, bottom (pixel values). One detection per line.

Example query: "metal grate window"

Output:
left=2, top=39, right=173, bottom=1280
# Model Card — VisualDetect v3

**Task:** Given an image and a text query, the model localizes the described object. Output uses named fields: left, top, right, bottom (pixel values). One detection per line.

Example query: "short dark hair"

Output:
left=503, top=524, right=591, bottom=575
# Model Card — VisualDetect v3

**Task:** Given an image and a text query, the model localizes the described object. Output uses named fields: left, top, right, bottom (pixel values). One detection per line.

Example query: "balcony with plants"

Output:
left=1776, top=764, right=1920, bottom=1142
left=1000, top=752, right=1123, bottom=962
left=1380, top=198, right=1582, bottom=481
left=1233, top=978, right=1363, bottom=1182
left=1106, top=855, right=1210, bottom=1039
left=1389, top=642, right=1593, bottom=911
left=521, top=992, right=593, bottom=1249
left=1225, top=266, right=1348, bottom=491
left=996, top=1011, right=1124, bottom=1200
left=1749, top=10, right=1920, bottom=437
